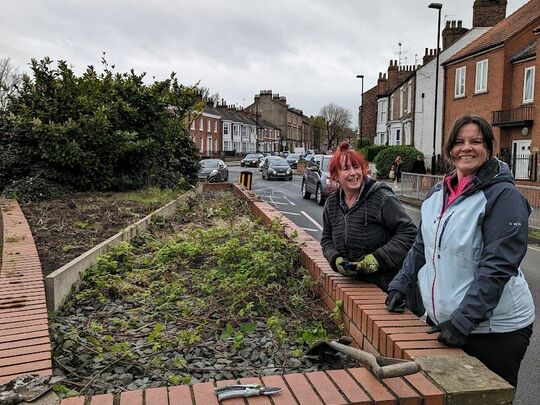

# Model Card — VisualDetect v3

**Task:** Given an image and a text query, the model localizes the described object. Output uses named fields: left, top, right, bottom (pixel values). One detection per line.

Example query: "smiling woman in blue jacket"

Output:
left=386, top=115, right=535, bottom=387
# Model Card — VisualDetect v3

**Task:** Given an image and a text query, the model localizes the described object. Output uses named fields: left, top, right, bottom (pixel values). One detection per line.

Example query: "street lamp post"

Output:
left=356, top=74, right=364, bottom=148
left=428, top=3, right=442, bottom=175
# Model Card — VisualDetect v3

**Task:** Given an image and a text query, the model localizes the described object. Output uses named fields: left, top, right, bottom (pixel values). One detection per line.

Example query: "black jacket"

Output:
left=321, top=179, right=417, bottom=291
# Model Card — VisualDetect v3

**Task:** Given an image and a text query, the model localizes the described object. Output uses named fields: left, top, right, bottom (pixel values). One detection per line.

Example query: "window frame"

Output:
left=523, top=66, right=535, bottom=104
left=475, top=59, right=488, bottom=94
left=455, top=66, right=466, bottom=97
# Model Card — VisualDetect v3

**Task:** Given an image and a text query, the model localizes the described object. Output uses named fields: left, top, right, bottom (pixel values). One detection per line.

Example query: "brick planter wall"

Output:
left=0, top=199, right=52, bottom=383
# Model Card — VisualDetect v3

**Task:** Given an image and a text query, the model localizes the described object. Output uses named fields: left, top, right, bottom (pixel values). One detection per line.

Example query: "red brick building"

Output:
left=443, top=0, right=540, bottom=179
left=189, top=102, right=222, bottom=158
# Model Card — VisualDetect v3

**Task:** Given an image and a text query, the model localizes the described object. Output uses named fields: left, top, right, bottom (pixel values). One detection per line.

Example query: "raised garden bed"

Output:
left=50, top=190, right=354, bottom=397
left=21, top=188, right=183, bottom=277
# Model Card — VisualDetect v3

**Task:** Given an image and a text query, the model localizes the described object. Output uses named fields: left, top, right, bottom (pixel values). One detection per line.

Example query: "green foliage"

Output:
left=374, top=145, right=423, bottom=179
left=0, top=175, right=71, bottom=203
left=355, top=138, right=371, bottom=150
left=360, top=145, right=388, bottom=162
left=0, top=56, right=201, bottom=195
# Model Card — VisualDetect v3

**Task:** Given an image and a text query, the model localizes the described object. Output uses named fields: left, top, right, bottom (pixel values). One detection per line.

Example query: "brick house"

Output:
left=189, top=102, right=222, bottom=158
left=246, top=90, right=314, bottom=152
left=369, top=61, right=417, bottom=145
left=442, top=0, right=539, bottom=179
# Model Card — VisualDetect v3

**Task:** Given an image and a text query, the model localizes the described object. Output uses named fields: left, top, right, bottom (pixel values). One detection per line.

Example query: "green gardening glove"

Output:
left=334, top=256, right=357, bottom=277
left=355, top=254, right=379, bottom=274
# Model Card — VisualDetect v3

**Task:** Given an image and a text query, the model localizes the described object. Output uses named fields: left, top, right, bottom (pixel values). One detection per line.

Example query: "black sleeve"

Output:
left=388, top=224, right=426, bottom=294
left=373, top=194, right=418, bottom=273
left=321, top=202, right=340, bottom=271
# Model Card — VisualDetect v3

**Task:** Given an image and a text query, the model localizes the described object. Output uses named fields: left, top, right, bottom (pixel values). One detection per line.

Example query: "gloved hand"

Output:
left=427, top=320, right=467, bottom=348
left=334, top=256, right=357, bottom=277
left=354, top=254, right=379, bottom=274
left=385, top=290, right=406, bottom=313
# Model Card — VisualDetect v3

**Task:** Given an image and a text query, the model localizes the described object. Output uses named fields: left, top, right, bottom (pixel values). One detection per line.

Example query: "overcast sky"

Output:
left=1, top=0, right=530, bottom=125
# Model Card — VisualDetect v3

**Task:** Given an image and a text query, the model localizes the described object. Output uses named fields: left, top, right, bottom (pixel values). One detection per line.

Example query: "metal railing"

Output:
left=398, top=172, right=540, bottom=229
left=492, top=106, right=534, bottom=127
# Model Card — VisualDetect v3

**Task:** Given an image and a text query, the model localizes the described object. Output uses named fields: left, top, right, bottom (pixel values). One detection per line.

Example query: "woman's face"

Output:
left=337, top=156, right=364, bottom=194
left=451, top=123, right=488, bottom=178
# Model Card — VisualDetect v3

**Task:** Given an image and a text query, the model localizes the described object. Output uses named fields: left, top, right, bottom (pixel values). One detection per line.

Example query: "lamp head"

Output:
left=356, top=74, right=364, bottom=79
left=428, top=3, right=442, bottom=9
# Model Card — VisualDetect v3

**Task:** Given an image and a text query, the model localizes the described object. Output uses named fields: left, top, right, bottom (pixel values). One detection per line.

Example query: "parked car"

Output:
left=304, top=153, right=315, bottom=164
left=301, top=154, right=337, bottom=205
left=261, top=157, right=293, bottom=181
left=198, top=159, right=228, bottom=182
left=286, top=153, right=302, bottom=169
left=240, top=153, right=263, bottom=167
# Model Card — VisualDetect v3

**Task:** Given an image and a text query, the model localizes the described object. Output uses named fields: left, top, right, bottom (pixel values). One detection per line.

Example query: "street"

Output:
left=227, top=164, right=538, bottom=404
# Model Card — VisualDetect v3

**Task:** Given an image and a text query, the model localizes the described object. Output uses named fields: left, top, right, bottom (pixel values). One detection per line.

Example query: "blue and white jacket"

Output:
left=389, top=157, right=535, bottom=335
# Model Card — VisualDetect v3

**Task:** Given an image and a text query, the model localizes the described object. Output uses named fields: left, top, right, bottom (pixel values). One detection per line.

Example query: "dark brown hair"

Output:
left=444, top=115, right=494, bottom=160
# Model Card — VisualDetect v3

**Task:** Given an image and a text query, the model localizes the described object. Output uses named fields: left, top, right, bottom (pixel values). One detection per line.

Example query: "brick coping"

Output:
left=0, top=199, right=52, bottom=383
left=0, top=186, right=515, bottom=404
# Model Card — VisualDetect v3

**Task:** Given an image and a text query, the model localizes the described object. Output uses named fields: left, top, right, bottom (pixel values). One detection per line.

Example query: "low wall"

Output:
left=0, top=199, right=52, bottom=383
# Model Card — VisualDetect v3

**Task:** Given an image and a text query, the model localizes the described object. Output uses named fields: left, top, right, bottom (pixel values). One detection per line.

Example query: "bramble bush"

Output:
left=0, top=56, right=202, bottom=201
left=374, top=145, right=423, bottom=179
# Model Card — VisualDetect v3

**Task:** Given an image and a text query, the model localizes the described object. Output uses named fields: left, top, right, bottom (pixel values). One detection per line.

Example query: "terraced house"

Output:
left=443, top=0, right=540, bottom=180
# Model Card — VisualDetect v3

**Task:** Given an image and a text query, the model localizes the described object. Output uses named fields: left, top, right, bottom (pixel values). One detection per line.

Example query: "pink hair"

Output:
left=328, top=142, right=368, bottom=180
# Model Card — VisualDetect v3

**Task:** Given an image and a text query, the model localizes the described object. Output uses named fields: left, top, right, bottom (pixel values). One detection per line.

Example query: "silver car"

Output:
left=301, top=154, right=337, bottom=205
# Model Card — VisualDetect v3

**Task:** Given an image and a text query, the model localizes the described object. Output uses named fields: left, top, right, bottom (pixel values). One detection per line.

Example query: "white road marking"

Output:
left=259, top=195, right=283, bottom=199
left=300, top=227, right=319, bottom=232
left=269, top=201, right=288, bottom=205
left=528, top=244, right=540, bottom=252
left=279, top=211, right=301, bottom=216
left=301, top=210, right=323, bottom=231
left=282, top=196, right=296, bottom=206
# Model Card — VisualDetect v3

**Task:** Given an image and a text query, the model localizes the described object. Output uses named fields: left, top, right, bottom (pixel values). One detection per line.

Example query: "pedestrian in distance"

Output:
left=411, top=154, right=426, bottom=190
left=393, top=155, right=402, bottom=189
left=386, top=115, right=535, bottom=387
left=321, top=142, right=417, bottom=292
left=411, top=154, right=426, bottom=175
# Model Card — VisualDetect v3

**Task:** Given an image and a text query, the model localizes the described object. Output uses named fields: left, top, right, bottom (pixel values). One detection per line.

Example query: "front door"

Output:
left=512, top=140, right=531, bottom=180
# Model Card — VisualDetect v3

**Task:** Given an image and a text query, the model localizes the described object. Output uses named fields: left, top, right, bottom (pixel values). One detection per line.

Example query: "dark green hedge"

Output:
left=373, top=145, right=423, bottom=179
left=0, top=57, right=201, bottom=201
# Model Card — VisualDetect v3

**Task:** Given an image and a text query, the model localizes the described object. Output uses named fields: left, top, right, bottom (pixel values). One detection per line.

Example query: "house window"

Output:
left=199, top=119, right=203, bottom=131
left=455, top=66, right=466, bottom=97
left=523, top=66, right=535, bottom=103
left=190, top=121, right=195, bottom=130
left=390, top=95, right=395, bottom=120
left=207, top=119, right=211, bottom=132
left=475, top=59, right=488, bottom=93
left=379, top=100, right=387, bottom=123
left=223, top=123, right=229, bottom=136
left=214, top=120, right=218, bottom=132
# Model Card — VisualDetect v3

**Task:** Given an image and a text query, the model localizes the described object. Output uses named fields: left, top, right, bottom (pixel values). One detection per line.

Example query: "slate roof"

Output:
left=444, top=0, right=540, bottom=65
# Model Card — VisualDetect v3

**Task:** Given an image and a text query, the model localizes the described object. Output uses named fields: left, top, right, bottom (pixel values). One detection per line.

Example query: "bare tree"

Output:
left=0, top=57, right=21, bottom=111
left=319, top=103, right=352, bottom=151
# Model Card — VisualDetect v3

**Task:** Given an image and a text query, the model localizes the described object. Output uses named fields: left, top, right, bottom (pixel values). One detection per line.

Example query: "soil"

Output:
left=21, top=192, right=171, bottom=277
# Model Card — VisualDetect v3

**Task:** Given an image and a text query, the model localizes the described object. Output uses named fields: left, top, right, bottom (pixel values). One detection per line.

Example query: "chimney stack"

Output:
left=442, top=20, right=469, bottom=49
left=473, top=0, right=507, bottom=27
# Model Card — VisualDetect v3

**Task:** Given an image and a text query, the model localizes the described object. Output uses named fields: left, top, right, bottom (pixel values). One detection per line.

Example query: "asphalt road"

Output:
left=226, top=165, right=538, bottom=403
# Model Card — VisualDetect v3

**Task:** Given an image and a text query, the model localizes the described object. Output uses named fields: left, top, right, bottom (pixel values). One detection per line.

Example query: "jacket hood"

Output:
left=437, top=157, right=514, bottom=195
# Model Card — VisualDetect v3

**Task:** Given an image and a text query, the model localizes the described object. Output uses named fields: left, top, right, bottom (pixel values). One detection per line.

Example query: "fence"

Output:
left=399, top=172, right=540, bottom=229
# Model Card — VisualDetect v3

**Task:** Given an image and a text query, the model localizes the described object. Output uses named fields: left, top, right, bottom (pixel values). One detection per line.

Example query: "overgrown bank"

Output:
left=50, top=190, right=351, bottom=397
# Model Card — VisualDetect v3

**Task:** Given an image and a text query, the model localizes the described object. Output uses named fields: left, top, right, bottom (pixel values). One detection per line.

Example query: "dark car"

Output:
left=240, top=153, right=263, bottom=167
left=285, top=153, right=302, bottom=169
left=198, top=159, right=228, bottom=182
left=301, top=154, right=337, bottom=205
left=261, top=157, right=293, bottom=181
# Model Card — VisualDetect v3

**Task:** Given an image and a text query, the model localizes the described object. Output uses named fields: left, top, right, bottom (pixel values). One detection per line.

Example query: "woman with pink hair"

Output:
left=321, top=142, right=417, bottom=293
